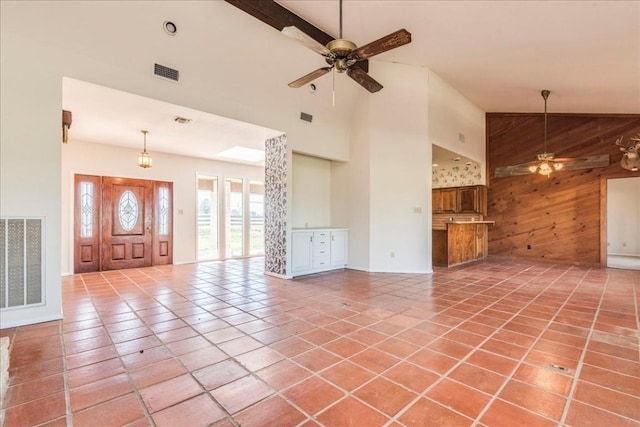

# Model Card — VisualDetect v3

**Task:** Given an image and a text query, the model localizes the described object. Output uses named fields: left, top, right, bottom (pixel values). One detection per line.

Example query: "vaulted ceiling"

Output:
left=277, top=0, right=640, bottom=114
left=13, top=0, right=637, bottom=162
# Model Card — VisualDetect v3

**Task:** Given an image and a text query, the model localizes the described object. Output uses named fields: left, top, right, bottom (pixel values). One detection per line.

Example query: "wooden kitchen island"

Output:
left=433, top=221, right=494, bottom=267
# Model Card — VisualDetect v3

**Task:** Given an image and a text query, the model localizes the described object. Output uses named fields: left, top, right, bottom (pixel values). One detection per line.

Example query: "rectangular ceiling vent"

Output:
left=153, top=63, right=179, bottom=82
left=300, top=112, right=313, bottom=123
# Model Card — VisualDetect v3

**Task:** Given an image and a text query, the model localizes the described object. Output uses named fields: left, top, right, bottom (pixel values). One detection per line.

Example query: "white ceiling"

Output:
left=57, top=0, right=639, bottom=164
left=280, top=0, right=640, bottom=113
left=63, top=78, right=283, bottom=165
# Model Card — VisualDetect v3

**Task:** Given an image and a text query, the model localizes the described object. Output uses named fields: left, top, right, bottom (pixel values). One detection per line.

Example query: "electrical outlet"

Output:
left=178, top=209, right=184, bottom=215
left=622, top=242, right=627, bottom=247
left=390, top=251, right=395, bottom=258
left=413, top=207, right=423, bottom=214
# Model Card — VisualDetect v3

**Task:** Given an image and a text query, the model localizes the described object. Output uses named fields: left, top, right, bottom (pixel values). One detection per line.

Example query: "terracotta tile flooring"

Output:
left=2, top=258, right=639, bottom=426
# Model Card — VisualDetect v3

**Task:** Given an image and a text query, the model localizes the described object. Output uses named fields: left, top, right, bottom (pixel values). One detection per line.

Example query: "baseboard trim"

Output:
left=0, top=313, right=63, bottom=329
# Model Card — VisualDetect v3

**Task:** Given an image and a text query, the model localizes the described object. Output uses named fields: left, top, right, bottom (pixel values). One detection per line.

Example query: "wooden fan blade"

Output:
left=282, top=26, right=332, bottom=57
left=288, top=67, right=333, bottom=88
left=552, top=157, right=582, bottom=162
left=494, top=163, right=537, bottom=177
left=346, top=67, right=383, bottom=93
left=347, top=29, right=411, bottom=61
left=559, top=154, right=609, bottom=170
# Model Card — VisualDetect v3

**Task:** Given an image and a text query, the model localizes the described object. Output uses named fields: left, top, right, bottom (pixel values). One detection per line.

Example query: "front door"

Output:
left=101, top=177, right=154, bottom=271
left=74, top=175, right=173, bottom=273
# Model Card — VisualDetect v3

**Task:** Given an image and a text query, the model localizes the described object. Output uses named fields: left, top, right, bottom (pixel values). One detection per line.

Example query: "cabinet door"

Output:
left=441, top=189, right=457, bottom=212
left=291, top=232, right=313, bottom=273
left=432, top=189, right=442, bottom=212
left=457, top=187, right=478, bottom=213
left=477, top=186, right=488, bottom=216
left=475, top=224, right=485, bottom=258
left=330, top=230, right=348, bottom=267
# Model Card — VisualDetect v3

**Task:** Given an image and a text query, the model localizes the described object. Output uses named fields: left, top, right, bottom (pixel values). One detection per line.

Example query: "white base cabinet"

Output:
left=291, top=228, right=348, bottom=277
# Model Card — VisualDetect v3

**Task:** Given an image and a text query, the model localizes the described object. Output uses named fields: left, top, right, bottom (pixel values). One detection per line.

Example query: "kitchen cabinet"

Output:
left=330, top=229, right=348, bottom=267
left=291, top=228, right=348, bottom=277
left=291, top=231, right=313, bottom=273
left=432, top=186, right=487, bottom=215
left=432, top=221, right=494, bottom=267
left=433, top=188, right=457, bottom=212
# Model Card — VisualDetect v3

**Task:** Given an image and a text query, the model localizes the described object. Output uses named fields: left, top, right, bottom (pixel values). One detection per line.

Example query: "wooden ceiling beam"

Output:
left=223, top=0, right=368, bottom=72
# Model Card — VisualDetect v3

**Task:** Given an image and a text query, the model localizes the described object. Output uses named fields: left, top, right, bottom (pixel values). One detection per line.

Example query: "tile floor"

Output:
left=1, top=258, right=639, bottom=427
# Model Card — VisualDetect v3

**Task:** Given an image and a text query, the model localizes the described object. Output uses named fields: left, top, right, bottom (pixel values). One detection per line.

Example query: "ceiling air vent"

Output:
left=300, top=112, right=313, bottom=123
left=154, top=63, right=179, bottom=82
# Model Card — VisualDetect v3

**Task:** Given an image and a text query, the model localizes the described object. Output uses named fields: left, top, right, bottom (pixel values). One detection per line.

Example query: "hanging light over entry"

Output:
left=137, top=130, right=152, bottom=168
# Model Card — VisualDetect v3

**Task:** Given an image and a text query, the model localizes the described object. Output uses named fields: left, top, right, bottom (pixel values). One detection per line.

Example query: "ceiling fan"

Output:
left=282, top=0, right=411, bottom=93
left=494, top=90, right=609, bottom=178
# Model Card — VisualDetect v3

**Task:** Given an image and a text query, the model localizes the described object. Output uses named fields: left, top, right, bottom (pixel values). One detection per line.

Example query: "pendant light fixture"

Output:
left=528, top=90, right=563, bottom=176
left=137, top=130, right=153, bottom=168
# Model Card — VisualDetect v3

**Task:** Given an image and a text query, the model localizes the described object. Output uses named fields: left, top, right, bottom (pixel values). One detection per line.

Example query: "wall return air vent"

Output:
left=300, top=112, right=313, bottom=123
left=154, top=63, right=179, bottom=82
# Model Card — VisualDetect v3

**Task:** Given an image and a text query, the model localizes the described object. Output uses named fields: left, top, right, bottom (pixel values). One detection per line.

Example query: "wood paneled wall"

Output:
left=487, top=113, right=640, bottom=265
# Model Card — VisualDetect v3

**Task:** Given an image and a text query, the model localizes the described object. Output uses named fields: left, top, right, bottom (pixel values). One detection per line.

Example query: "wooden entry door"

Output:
left=102, top=177, right=154, bottom=270
left=74, top=175, right=174, bottom=273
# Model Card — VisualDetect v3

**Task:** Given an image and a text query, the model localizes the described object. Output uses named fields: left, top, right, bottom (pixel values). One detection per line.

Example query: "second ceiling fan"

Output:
left=283, top=0, right=411, bottom=93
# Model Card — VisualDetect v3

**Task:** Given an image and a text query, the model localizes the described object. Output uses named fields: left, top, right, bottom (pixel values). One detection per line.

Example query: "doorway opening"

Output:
left=604, top=176, right=640, bottom=270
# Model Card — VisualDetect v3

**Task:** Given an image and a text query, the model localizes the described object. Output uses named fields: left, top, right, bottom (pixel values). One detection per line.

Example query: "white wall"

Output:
left=428, top=71, right=486, bottom=183
left=61, top=140, right=264, bottom=275
left=368, top=62, right=431, bottom=273
left=1, top=31, right=64, bottom=326
left=607, top=177, right=640, bottom=256
left=291, top=154, right=331, bottom=228
left=331, top=92, right=371, bottom=271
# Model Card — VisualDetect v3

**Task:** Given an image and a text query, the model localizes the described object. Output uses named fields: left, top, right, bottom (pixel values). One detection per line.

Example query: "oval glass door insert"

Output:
left=118, top=190, right=139, bottom=231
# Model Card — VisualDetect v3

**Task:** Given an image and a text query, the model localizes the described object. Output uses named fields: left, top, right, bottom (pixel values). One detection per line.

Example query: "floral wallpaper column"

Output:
left=264, top=134, right=287, bottom=276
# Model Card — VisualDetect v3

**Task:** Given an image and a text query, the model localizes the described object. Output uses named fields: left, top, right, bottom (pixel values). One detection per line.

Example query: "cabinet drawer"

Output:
left=313, top=246, right=329, bottom=258
left=313, top=231, right=330, bottom=245
left=312, top=257, right=330, bottom=269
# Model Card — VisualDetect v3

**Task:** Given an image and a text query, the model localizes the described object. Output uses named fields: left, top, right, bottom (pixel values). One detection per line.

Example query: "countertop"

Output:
left=448, top=220, right=495, bottom=225
left=292, top=227, right=348, bottom=231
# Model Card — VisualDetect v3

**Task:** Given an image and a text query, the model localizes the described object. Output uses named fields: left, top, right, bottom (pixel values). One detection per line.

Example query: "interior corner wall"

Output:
left=292, top=154, right=331, bottom=228
left=331, top=91, right=371, bottom=272
left=428, top=70, right=486, bottom=183
left=368, top=62, right=431, bottom=273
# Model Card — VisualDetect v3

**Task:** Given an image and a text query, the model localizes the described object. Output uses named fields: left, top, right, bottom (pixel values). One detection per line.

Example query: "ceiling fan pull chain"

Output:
left=332, top=67, right=336, bottom=107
